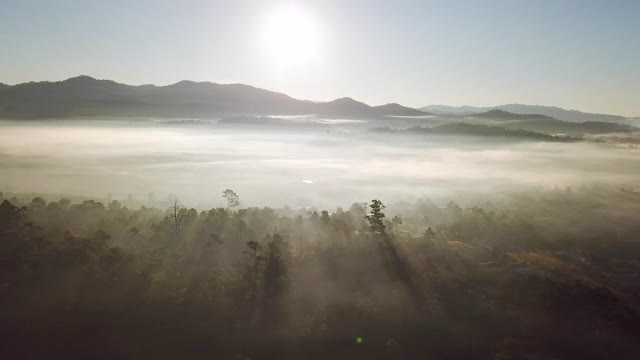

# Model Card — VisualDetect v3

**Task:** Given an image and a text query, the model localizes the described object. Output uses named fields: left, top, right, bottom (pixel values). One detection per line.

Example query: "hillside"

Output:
left=373, top=123, right=577, bottom=142
left=0, top=76, right=428, bottom=119
left=315, top=97, right=375, bottom=117
left=498, top=104, right=627, bottom=123
left=421, top=104, right=628, bottom=123
left=468, top=109, right=552, bottom=121
left=373, top=103, right=430, bottom=117
left=462, top=110, right=638, bottom=135
left=489, top=118, right=638, bottom=136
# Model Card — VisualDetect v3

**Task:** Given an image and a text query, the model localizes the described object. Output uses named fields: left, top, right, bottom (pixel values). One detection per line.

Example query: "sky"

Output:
left=1, top=0, right=638, bottom=116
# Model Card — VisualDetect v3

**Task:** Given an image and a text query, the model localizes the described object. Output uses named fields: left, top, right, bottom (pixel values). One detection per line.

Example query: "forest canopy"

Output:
left=1, top=186, right=640, bottom=359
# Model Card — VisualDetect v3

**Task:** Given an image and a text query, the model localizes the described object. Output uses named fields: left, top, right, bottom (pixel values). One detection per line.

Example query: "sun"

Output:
left=264, top=8, right=321, bottom=66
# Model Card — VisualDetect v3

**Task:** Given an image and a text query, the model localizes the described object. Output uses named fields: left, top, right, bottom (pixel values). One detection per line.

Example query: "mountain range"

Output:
left=0, top=76, right=429, bottom=119
left=421, top=104, right=628, bottom=123
left=0, top=76, right=633, bottom=123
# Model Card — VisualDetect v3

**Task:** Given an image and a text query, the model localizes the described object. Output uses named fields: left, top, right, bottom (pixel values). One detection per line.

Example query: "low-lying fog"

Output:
left=2, top=119, right=640, bottom=209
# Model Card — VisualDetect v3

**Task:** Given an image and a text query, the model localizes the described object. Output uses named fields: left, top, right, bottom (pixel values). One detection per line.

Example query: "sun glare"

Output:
left=264, top=7, right=321, bottom=66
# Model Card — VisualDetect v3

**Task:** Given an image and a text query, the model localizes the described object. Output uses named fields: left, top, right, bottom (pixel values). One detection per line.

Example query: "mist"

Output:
left=2, top=119, right=639, bottom=209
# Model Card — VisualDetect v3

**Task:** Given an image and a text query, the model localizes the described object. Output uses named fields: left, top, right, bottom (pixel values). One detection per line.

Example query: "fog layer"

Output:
left=2, top=120, right=639, bottom=208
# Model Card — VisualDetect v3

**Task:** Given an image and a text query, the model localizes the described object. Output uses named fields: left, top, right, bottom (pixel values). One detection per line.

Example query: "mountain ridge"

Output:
left=0, top=76, right=431, bottom=119
left=1, top=76, right=632, bottom=122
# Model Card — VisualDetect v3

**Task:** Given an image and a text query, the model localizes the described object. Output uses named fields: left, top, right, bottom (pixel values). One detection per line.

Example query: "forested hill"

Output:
left=464, top=110, right=638, bottom=136
left=468, top=109, right=553, bottom=121
left=374, top=123, right=579, bottom=142
left=421, top=104, right=629, bottom=123
left=1, top=187, right=640, bottom=358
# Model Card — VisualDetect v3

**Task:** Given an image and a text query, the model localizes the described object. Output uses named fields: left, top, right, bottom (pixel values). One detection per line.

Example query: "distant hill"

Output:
left=498, top=104, right=628, bottom=123
left=373, top=103, right=429, bottom=117
left=373, top=123, right=577, bottom=142
left=315, top=97, right=376, bottom=117
left=464, top=110, right=637, bottom=135
left=492, top=118, right=637, bottom=136
left=420, top=104, right=628, bottom=123
left=468, top=109, right=552, bottom=121
left=0, top=76, right=429, bottom=119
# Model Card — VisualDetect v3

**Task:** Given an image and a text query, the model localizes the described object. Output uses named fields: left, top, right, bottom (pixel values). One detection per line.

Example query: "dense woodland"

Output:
left=1, top=187, right=640, bottom=359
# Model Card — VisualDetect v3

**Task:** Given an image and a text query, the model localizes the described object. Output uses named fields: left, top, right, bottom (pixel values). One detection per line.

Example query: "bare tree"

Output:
left=165, top=199, right=187, bottom=234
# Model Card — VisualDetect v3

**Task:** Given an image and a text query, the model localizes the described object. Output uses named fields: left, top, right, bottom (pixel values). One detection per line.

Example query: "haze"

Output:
left=2, top=119, right=640, bottom=208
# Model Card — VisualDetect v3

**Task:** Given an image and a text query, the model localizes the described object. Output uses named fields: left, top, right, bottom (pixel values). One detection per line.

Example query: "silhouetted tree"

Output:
left=320, top=210, right=331, bottom=225
left=261, top=233, right=289, bottom=327
left=366, top=199, right=387, bottom=238
left=423, top=227, right=436, bottom=242
left=163, top=200, right=188, bottom=245
left=0, top=199, right=22, bottom=229
left=366, top=199, right=424, bottom=307
left=222, top=189, right=240, bottom=209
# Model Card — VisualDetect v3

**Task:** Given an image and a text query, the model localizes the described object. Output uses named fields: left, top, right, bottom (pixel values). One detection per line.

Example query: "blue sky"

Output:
left=1, top=0, right=638, bottom=115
